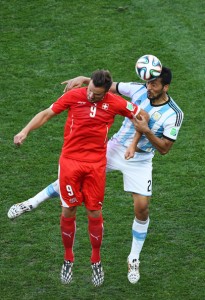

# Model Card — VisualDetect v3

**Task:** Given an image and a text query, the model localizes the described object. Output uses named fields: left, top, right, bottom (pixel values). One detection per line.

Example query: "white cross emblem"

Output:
left=102, top=103, right=109, bottom=110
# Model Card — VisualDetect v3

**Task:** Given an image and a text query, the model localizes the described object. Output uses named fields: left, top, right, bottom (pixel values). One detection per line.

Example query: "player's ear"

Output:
left=163, top=84, right=169, bottom=92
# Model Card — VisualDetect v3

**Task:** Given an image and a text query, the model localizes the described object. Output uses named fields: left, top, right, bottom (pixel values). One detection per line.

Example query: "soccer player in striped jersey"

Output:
left=8, top=66, right=184, bottom=284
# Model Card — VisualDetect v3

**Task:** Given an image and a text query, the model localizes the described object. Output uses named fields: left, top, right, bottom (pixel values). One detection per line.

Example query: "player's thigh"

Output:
left=123, top=155, right=153, bottom=196
left=83, top=161, right=106, bottom=210
left=106, top=139, right=126, bottom=172
left=58, top=156, right=83, bottom=207
left=132, top=193, right=150, bottom=216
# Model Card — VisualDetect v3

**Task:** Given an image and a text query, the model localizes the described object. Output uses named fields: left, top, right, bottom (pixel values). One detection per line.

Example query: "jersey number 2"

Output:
left=147, top=180, right=152, bottom=192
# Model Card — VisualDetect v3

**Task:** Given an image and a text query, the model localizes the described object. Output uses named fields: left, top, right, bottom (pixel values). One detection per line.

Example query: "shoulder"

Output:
left=166, top=97, right=184, bottom=126
left=60, top=87, right=86, bottom=101
left=168, top=97, right=184, bottom=116
left=68, top=86, right=86, bottom=96
left=106, top=92, right=125, bottom=102
left=168, top=97, right=183, bottom=112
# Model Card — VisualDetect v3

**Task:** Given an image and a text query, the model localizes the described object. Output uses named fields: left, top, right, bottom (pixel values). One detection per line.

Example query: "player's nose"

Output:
left=146, top=83, right=151, bottom=90
left=89, top=92, right=94, bottom=99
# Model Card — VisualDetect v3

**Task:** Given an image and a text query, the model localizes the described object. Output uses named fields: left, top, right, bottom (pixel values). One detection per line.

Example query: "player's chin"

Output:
left=88, top=98, right=95, bottom=103
left=147, top=94, right=154, bottom=100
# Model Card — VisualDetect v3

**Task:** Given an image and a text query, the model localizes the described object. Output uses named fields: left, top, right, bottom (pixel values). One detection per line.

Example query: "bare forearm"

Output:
left=109, top=82, right=117, bottom=93
left=131, top=131, right=142, bottom=149
left=124, top=131, right=142, bottom=160
left=81, top=76, right=90, bottom=85
left=144, top=129, right=172, bottom=155
left=14, top=108, right=55, bottom=145
left=21, top=110, right=53, bottom=135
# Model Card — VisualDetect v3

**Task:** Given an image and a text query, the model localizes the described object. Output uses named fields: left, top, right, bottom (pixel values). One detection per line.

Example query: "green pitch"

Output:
left=1, top=0, right=204, bottom=299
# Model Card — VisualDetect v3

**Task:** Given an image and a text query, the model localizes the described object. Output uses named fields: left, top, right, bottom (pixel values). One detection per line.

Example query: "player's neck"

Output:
left=152, top=94, right=169, bottom=105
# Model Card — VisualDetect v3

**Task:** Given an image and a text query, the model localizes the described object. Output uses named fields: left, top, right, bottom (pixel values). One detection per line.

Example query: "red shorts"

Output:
left=59, top=156, right=106, bottom=210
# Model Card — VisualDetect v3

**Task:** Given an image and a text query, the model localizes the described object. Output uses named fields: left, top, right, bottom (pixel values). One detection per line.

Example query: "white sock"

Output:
left=26, top=180, right=59, bottom=208
left=128, top=217, right=150, bottom=262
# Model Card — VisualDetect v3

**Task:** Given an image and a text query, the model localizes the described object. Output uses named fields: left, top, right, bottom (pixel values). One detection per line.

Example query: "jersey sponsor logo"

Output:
left=77, top=101, right=86, bottom=104
left=102, top=103, right=109, bottom=110
left=126, top=102, right=134, bottom=111
left=170, top=127, right=177, bottom=136
left=151, top=111, right=162, bottom=121
left=69, top=197, right=78, bottom=204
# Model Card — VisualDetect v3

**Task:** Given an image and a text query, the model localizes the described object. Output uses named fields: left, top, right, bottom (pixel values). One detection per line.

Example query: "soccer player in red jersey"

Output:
left=14, top=70, right=148, bottom=286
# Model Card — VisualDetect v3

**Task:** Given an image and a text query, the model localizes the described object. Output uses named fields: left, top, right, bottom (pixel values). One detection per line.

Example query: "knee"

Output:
left=133, top=195, right=150, bottom=221
left=87, top=209, right=102, bottom=218
left=62, top=206, right=76, bottom=218
left=135, top=206, right=149, bottom=221
left=134, top=199, right=149, bottom=221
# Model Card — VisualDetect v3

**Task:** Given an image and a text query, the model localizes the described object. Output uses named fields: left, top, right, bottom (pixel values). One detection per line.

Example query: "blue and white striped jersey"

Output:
left=112, top=82, right=184, bottom=153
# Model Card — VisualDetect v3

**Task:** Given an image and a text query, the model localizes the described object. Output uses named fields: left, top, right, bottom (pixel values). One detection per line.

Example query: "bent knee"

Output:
left=132, top=194, right=150, bottom=220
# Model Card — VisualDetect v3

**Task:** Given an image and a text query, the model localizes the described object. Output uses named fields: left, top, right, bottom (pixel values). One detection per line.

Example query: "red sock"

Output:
left=88, top=214, right=104, bottom=263
left=60, top=215, right=76, bottom=262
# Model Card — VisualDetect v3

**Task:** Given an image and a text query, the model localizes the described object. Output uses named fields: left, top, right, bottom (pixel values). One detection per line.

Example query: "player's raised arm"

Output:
left=124, top=131, right=142, bottom=160
left=14, top=107, right=56, bottom=146
left=125, top=109, right=149, bottom=159
left=136, top=109, right=149, bottom=122
left=61, top=76, right=90, bottom=93
left=132, top=112, right=174, bottom=155
left=108, top=82, right=118, bottom=93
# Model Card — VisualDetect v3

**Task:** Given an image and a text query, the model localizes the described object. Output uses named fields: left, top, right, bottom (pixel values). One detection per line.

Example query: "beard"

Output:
left=147, top=90, right=164, bottom=101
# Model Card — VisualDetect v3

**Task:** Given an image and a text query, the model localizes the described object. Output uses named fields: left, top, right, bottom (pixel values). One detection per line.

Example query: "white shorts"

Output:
left=106, top=138, right=154, bottom=196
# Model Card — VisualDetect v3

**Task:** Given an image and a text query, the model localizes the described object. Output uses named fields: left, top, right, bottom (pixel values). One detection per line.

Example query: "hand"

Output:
left=124, top=145, right=135, bottom=160
left=132, top=115, right=149, bottom=134
left=61, top=76, right=86, bottom=93
left=14, top=131, right=27, bottom=146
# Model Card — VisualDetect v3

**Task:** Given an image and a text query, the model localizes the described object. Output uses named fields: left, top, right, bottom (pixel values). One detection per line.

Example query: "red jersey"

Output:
left=51, top=87, right=140, bottom=162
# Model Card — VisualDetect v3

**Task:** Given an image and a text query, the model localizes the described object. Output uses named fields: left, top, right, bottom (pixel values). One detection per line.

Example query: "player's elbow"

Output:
left=158, top=140, right=173, bottom=155
left=159, top=148, right=169, bottom=155
left=140, top=109, right=149, bottom=122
